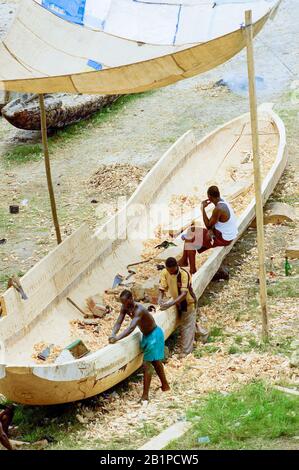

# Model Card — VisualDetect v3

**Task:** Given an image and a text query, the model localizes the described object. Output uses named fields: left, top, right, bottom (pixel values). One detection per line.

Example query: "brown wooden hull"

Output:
left=1, top=93, right=120, bottom=130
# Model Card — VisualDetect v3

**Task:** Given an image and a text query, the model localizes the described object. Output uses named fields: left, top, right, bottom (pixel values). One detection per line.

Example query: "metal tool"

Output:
left=154, top=240, right=177, bottom=249
left=126, top=240, right=176, bottom=271
left=7, top=275, right=28, bottom=300
left=112, top=269, right=136, bottom=288
left=67, top=297, right=85, bottom=316
left=38, top=344, right=54, bottom=361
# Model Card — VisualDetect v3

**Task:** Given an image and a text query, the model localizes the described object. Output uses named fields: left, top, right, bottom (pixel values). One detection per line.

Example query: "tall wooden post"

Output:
left=4, top=91, right=10, bottom=104
left=245, top=10, right=268, bottom=340
left=39, top=94, right=62, bottom=245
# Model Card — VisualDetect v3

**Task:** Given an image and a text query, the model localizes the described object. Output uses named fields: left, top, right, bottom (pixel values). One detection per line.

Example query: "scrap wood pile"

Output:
left=87, top=163, right=148, bottom=200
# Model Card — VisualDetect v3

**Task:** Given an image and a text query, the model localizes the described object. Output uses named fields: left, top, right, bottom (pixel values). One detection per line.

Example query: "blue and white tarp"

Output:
left=36, top=0, right=278, bottom=45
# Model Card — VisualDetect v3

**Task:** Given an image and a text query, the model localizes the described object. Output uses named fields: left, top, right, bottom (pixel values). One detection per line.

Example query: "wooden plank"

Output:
left=286, top=237, right=299, bottom=259
left=274, top=386, right=299, bottom=396
left=251, top=202, right=295, bottom=227
left=139, top=421, right=192, bottom=450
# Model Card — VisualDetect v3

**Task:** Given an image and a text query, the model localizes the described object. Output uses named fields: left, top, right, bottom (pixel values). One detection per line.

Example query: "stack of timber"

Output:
left=0, top=104, right=287, bottom=405
left=1, top=93, right=120, bottom=130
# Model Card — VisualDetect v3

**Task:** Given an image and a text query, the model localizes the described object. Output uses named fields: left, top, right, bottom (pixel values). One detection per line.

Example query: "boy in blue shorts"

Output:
left=109, top=290, right=170, bottom=402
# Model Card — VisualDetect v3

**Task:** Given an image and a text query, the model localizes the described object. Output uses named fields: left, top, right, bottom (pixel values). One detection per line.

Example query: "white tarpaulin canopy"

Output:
left=35, top=0, right=276, bottom=45
left=0, top=0, right=280, bottom=94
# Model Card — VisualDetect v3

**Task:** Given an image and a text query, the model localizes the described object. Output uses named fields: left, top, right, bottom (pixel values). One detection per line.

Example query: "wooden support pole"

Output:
left=39, top=94, right=62, bottom=245
left=4, top=91, right=10, bottom=104
left=245, top=10, right=268, bottom=340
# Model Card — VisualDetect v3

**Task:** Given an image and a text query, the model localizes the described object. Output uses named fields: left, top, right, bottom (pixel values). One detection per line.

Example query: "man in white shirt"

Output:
left=178, top=186, right=238, bottom=274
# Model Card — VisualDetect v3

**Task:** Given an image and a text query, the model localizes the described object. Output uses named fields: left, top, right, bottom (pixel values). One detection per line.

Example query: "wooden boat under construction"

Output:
left=0, top=104, right=287, bottom=405
left=1, top=93, right=120, bottom=130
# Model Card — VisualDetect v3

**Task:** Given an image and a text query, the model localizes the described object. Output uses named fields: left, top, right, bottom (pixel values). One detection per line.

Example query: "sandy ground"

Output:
left=0, top=0, right=298, bottom=451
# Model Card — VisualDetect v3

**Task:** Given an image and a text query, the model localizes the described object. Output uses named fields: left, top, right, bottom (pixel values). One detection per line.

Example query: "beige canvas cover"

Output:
left=0, top=0, right=280, bottom=94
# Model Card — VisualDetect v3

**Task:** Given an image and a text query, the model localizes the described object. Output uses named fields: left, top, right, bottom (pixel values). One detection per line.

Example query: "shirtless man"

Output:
left=0, top=404, right=14, bottom=450
left=109, top=290, right=170, bottom=402
left=179, top=185, right=238, bottom=274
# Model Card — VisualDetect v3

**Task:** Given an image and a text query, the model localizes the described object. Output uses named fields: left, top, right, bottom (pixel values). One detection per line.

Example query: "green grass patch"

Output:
left=209, top=326, right=223, bottom=339
left=2, top=93, right=147, bottom=165
left=267, top=277, right=299, bottom=298
left=10, top=403, right=80, bottom=445
left=228, top=345, right=240, bottom=355
left=4, top=144, right=43, bottom=164
left=194, top=344, right=221, bottom=358
left=167, top=381, right=299, bottom=450
left=228, top=335, right=293, bottom=357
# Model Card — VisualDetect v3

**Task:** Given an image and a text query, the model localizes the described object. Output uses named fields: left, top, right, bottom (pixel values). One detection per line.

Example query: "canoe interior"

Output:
left=0, top=108, right=280, bottom=368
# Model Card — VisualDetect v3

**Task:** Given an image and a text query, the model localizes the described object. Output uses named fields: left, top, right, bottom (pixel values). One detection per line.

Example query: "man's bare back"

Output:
left=120, top=302, right=156, bottom=336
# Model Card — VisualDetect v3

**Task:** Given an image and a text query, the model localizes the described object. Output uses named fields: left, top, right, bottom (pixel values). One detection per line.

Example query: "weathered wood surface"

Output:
left=286, top=237, right=299, bottom=259
left=251, top=202, right=295, bottom=227
left=139, top=421, right=192, bottom=450
left=1, top=93, right=120, bottom=130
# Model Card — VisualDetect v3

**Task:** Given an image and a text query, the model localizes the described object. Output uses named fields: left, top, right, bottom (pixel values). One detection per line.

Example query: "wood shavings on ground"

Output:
left=195, top=81, right=229, bottom=98
left=87, top=163, right=148, bottom=200
left=68, top=209, right=298, bottom=449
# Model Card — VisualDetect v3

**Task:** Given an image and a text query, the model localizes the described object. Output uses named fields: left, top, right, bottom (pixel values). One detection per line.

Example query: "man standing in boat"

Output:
left=158, top=257, right=197, bottom=358
left=178, top=186, right=238, bottom=274
left=108, top=290, right=170, bottom=402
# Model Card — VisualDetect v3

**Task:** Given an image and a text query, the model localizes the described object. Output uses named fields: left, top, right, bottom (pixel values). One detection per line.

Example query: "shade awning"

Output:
left=0, top=0, right=280, bottom=94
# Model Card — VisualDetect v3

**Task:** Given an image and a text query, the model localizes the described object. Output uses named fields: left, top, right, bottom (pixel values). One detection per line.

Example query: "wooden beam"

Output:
left=245, top=10, right=269, bottom=340
left=39, top=94, right=62, bottom=245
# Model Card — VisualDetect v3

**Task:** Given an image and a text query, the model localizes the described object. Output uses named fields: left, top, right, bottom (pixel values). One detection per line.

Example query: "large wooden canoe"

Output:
left=0, top=104, right=287, bottom=405
left=1, top=93, right=120, bottom=130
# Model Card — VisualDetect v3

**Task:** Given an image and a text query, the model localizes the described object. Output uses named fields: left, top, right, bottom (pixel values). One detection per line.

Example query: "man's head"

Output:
left=165, top=257, right=179, bottom=275
left=120, top=289, right=134, bottom=309
left=207, top=185, right=220, bottom=204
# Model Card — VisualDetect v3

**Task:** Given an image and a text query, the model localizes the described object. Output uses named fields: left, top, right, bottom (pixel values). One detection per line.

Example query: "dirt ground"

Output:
left=0, top=0, right=298, bottom=451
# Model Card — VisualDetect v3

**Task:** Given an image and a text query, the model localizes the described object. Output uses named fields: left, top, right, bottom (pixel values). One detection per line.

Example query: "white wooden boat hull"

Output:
left=0, top=104, right=287, bottom=404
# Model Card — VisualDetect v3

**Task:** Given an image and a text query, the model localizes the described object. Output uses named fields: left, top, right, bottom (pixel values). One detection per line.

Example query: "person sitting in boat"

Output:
left=108, top=290, right=170, bottom=402
left=178, top=186, right=238, bottom=274
left=158, top=257, right=197, bottom=358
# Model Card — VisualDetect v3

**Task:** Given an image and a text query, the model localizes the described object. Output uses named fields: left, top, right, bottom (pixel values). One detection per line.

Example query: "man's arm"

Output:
left=113, top=310, right=142, bottom=342
left=181, top=227, right=196, bottom=243
left=160, top=291, right=187, bottom=310
left=110, top=308, right=126, bottom=338
left=158, top=269, right=168, bottom=306
left=202, top=202, right=221, bottom=230
left=158, top=289, right=165, bottom=305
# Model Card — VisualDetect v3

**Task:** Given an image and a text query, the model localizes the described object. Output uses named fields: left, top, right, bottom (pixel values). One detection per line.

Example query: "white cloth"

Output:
left=37, top=0, right=278, bottom=46
left=215, top=199, right=238, bottom=241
